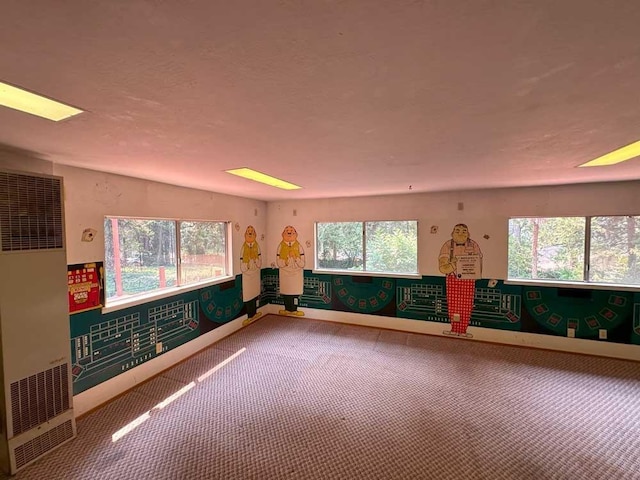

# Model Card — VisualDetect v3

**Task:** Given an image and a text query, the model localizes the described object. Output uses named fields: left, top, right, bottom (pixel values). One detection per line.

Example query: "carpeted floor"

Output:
left=5, top=314, right=640, bottom=479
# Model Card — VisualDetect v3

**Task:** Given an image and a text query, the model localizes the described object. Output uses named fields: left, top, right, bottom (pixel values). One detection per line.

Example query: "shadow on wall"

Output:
left=0, top=143, right=54, bottom=174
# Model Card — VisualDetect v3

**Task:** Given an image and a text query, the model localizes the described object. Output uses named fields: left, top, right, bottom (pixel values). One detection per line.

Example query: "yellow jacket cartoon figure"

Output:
left=241, top=226, right=262, bottom=324
left=276, top=225, right=305, bottom=316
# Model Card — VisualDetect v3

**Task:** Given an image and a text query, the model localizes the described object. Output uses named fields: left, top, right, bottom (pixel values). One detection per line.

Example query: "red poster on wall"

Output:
left=68, top=262, right=104, bottom=314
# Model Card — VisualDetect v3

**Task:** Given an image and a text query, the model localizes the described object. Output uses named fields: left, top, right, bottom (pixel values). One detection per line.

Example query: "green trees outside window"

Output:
left=316, top=221, right=418, bottom=275
left=590, top=216, right=639, bottom=285
left=104, top=217, right=229, bottom=301
left=508, top=216, right=639, bottom=286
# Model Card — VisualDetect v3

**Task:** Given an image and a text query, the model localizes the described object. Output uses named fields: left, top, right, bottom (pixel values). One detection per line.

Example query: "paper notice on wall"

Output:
left=68, top=262, right=104, bottom=314
left=456, top=255, right=482, bottom=279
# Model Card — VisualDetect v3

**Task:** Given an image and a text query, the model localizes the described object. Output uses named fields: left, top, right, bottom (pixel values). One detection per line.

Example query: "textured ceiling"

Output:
left=2, top=1, right=640, bottom=201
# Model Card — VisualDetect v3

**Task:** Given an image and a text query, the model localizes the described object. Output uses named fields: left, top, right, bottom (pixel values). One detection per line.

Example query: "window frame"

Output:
left=313, top=220, right=420, bottom=278
left=506, top=215, right=640, bottom=290
left=103, top=216, right=233, bottom=312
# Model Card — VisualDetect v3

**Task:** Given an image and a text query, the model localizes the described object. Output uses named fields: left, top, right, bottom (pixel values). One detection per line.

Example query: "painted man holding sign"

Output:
left=438, top=223, right=483, bottom=337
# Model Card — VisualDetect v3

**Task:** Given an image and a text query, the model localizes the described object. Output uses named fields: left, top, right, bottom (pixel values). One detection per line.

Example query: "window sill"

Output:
left=102, top=275, right=235, bottom=314
left=504, top=278, right=640, bottom=292
left=312, top=269, right=421, bottom=280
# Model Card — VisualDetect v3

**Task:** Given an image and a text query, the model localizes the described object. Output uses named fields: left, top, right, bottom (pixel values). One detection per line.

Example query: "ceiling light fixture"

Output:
left=0, top=81, right=83, bottom=121
left=225, top=168, right=301, bottom=190
left=578, top=140, right=640, bottom=167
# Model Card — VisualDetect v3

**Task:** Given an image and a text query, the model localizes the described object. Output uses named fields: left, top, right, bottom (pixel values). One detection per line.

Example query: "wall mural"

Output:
left=71, top=269, right=640, bottom=394
left=261, top=269, right=332, bottom=310
left=199, top=277, right=244, bottom=330
left=240, top=225, right=262, bottom=325
left=633, top=294, right=640, bottom=345
left=397, top=277, right=521, bottom=331
left=276, top=225, right=306, bottom=316
left=262, top=270, right=639, bottom=346
left=518, top=289, right=640, bottom=345
left=333, top=275, right=395, bottom=315
left=70, top=276, right=244, bottom=395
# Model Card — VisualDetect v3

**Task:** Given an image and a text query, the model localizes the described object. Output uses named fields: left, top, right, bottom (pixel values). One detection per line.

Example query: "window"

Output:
left=590, top=216, right=640, bottom=284
left=104, top=217, right=230, bottom=303
left=179, top=221, right=227, bottom=284
left=508, top=216, right=640, bottom=286
left=316, top=221, right=418, bottom=275
left=508, top=217, right=586, bottom=281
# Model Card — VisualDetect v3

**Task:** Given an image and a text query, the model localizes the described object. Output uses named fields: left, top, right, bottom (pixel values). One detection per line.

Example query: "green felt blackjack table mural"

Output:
left=522, top=286, right=636, bottom=341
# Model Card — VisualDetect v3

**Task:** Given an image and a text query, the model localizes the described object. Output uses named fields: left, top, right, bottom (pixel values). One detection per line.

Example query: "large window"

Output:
left=316, top=221, right=418, bottom=275
left=508, top=216, right=640, bottom=286
left=105, top=217, right=230, bottom=303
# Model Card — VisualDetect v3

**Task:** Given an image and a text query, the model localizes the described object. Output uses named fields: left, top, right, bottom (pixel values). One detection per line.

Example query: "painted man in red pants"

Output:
left=438, top=224, right=483, bottom=337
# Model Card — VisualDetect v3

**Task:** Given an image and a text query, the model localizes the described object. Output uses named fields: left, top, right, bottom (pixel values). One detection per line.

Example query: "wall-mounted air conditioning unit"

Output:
left=0, top=170, right=76, bottom=474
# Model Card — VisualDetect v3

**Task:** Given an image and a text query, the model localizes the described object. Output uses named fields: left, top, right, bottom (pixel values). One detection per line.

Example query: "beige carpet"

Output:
left=5, top=314, right=640, bottom=479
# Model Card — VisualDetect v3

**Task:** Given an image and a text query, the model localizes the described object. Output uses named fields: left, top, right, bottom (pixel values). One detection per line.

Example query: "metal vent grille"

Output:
left=10, top=364, right=71, bottom=436
left=0, top=171, right=64, bottom=252
left=13, top=419, right=74, bottom=471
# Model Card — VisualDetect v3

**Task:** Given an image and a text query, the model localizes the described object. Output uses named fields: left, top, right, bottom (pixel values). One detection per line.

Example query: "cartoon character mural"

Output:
left=438, top=223, right=483, bottom=337
left=241, top=225, right=262, bottom=325
left=277, top=225, right=305, bottom=316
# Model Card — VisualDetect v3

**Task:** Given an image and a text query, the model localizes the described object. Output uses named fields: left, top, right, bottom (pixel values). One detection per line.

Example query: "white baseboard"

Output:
left=288, top=306, right=640, bottom=362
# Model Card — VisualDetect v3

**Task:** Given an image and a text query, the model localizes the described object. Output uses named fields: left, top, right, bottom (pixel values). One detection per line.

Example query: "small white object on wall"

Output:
left=81, top=228, right=97, bottom=242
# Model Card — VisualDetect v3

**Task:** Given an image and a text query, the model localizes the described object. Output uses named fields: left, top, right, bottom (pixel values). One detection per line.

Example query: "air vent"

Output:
left=13, top=419, right=74, bottom=471
left=10, top=364, right=71, bottom=436
left=0, top=171, right=64, bottom=252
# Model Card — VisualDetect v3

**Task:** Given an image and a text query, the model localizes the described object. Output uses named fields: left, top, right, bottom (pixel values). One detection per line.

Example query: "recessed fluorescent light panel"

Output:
left=225, top=168, right=301, bottom=190
left=0, top=81, right=83, bottom=121
left=579, top=140, right=640, bottom=167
